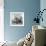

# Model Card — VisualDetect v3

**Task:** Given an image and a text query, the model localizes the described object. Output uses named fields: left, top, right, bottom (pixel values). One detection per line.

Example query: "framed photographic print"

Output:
left=10, top=12, right=24, bottom=26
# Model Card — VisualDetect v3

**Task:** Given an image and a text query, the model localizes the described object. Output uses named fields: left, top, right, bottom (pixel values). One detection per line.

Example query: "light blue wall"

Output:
left=40, top=0, right=46, bottom=27
left=4, top=0, right=40, bottom=42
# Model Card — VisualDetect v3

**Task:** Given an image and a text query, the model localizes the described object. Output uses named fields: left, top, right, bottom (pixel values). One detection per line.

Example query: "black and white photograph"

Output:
left=10, top=12, right=24, bottom=26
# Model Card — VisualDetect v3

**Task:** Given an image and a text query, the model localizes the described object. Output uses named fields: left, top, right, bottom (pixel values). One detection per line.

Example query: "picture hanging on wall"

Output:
left=10, top=12, right=24, bottom=26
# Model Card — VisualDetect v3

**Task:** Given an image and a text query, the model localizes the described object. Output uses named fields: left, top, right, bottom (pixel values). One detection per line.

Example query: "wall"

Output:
left=4, top=0, right=40, bottom=42
left=40, top=0, right=46, bottom=27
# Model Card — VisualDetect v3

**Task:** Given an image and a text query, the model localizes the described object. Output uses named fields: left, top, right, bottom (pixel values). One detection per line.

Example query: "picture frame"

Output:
left=10, top=12, right=24, bottom=26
